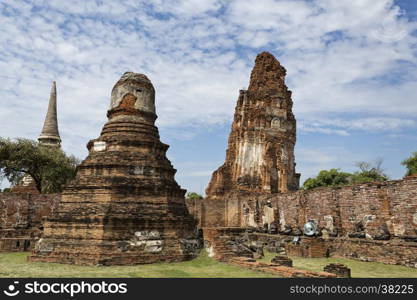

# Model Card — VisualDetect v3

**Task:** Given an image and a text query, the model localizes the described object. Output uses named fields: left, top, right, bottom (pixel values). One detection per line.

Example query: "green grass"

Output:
left=259, top=251, right=417, bottom=278
left=0, top=252, right=276, bottom=278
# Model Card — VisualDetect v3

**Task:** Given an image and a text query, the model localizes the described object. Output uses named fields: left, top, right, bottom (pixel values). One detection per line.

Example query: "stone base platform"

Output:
left=28, top=239, right=199, bottom=266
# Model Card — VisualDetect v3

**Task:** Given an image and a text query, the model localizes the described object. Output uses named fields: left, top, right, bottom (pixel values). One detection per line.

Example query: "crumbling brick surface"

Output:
left=203, top=227, right=417, bottom=269
left=188, top=177, right=417, bottom=267
left=203, top=227, right=253, bottom=261
left=228, top=257, right=336, bottom=278
left=202, top=228, right=335, bottom=277
left=0, top=193, right=60, bottom=252
left=324, top=263, right=351, bottom=278
left=203, top=229, right=333, bottom=277
left=327, top=237, right=417, bottom=268
left=0, top=229, right=42, bottom=252
left=190, top=177, right=417, bottom=235
left=195, top=51, right=417, bottom=270
left=250, top=233, right=417, bottom=268
left=285, top=238, right=328, bottom=258
left=271, top=255, right=293, bottom=267
left=0, top=193, right=60, bottom=230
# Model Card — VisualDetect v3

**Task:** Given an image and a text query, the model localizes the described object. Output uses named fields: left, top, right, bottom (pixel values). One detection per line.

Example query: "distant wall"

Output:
left=187, top=176, right=417, bottom=239
left=0, top=193, right=60, bottom=229
left=0, top=193, right=60, bottom=252
left=186, top=177, right=417, bottom=268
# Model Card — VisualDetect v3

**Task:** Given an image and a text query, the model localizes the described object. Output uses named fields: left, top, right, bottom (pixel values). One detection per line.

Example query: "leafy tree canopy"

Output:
left=186, top=192, right=203, bottom=200
left=401, top=151, right=417, bottom=176
left=0, top=138, right=79, bottom=193
left=303, top=168, right=351, bottom=190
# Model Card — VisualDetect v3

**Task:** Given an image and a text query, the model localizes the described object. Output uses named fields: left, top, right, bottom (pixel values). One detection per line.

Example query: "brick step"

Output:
left=228, top=257, right=336, bottom=278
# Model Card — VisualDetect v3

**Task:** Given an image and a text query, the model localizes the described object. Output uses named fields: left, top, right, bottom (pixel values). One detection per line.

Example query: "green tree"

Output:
left=401, top=151, right=417, bottom=176
left=186, top=192, right=203, bottom=200
left=351, top=159, right=388, bottom=184
left=303, top=159, right=388, bottom=190
left=302, top=169, right=351, bottom=190
left=0, top=138, right=79, bottom=193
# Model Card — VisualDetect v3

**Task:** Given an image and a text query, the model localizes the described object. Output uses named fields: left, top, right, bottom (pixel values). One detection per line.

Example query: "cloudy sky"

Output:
left=1, top=0, right=416, bottom=194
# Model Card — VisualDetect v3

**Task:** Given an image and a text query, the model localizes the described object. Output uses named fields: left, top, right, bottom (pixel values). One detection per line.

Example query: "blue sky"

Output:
left=0, top=0, right=416, bottom=194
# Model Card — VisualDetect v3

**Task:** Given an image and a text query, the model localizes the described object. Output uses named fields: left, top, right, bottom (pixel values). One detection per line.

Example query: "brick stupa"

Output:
left=29, top=72, right=199, bottom=265
left=206, top=52, right=300, bottom=198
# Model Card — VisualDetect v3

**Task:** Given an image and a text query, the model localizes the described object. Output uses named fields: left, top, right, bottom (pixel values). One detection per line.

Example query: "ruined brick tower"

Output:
left=38, top=81, right=61, bottom=147
left=206, top=52, right=300, bottom=198
left=29, top=72, right=199, bottom=265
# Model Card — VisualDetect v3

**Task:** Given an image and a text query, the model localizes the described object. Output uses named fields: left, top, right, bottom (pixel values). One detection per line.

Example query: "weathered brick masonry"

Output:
left=248, top=233, right=417, bottom=268
left=228, top=256, right=336, bottom=278
left=0, top=193, right=60, bottom=252
left=192, top=52, right=417, bottom=271
left=187, top=176, right=417, bottom=267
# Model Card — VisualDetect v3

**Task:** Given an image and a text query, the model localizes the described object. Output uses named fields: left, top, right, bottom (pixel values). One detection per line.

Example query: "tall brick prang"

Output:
left=206, top=52, right=300, bottom=198
left=29, top=72, right=199, bottom=265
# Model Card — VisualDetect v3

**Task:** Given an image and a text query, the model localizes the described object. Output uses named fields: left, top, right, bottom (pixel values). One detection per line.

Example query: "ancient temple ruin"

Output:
left=1, top=52, right=416, bottom=272
left=29, top=72, right=199, bottom=265
left=12, top=81, right=61, bottom=194
left=185, top=52, right=417, bottom=270
left=38, top=81, right=61, bottom=147
left=206, top=52, right=300, bottom=199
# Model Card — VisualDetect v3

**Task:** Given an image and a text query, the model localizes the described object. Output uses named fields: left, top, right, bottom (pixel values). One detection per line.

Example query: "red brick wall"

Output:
left=328, top=237, right=417, bottom=268
left=186, top=177, right=417, bottom=268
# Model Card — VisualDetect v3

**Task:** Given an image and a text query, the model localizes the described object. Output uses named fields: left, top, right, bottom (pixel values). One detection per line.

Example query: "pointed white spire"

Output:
left=38, top=81, right=61, bottom=147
